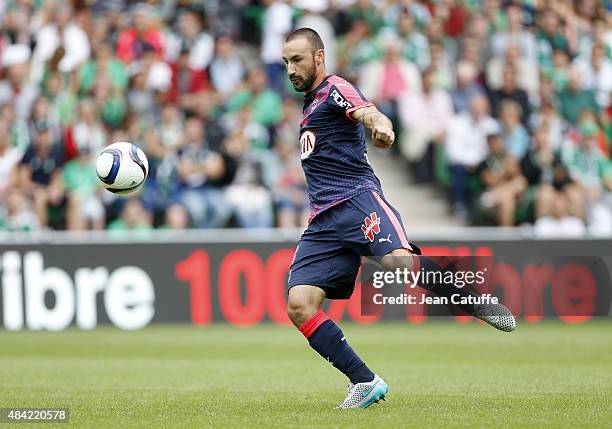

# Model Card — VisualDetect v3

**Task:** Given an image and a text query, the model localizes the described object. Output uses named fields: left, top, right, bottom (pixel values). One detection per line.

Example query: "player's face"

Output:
left=282, top=38, right=320, bottom=93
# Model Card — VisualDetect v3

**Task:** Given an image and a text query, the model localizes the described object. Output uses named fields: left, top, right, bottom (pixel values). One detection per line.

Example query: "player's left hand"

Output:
left=372, top=126, right=395, bottom=148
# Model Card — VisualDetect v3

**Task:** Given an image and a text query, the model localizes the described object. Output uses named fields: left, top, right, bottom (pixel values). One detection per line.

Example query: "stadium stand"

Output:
left=0, top=0, right=611, bottom=236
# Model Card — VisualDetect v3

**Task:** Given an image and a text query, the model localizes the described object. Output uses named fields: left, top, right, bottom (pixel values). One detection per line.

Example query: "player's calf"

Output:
left=288, top=285, right=376, bottom=386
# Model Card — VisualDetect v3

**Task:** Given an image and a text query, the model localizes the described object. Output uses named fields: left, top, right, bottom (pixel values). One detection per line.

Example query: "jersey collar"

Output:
left=303, top=75, right=331, bottom=111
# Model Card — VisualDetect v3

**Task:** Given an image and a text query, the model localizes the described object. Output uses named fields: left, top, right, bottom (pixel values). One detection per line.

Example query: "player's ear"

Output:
left=315, top=49, right=324, bottom=67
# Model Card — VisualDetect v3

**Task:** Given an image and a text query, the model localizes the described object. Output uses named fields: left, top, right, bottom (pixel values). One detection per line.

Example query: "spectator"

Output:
left=134, top=42, right=172, bottom=94
left=3, top=190, right=40, bottom=232
left=0, top=119, right=21, bottom=200
left=0, top=104, right=29, bottom=153
left=69, top=99, right=108, bottom=156
left=564, top=125, right=609, bottom=220
left=450, top=60, right=484, bottom=113
left=223, top=131, right=274, bottom=228
left=445, top=95, right=499, bottom=218
left=0, top=44, right=38, bottom=120
left=425, top=16, right=458, bottom=61
left=490, top=5, right=537, bottom=62
left=395, top=11, right=430, bottom=70
left=116, top=3, right=165, bottom=64
left=546, top=48, right=571, bottom=92
left=271, top=138, right=308, bottom=228
left=535, top=8, right=574, bottom=70
left=559, top=67, right=599, bottom=125
left=359, top=36, right=421, bottom=145
left=460, top=13, right=491, bottom=70
left=166, top=8, right=214, bottom=73
left=488, top=65, right=531, bottom=125
left=260, top=0, right=293, bottom=96
left=562, top=110, right=609, bottom=159
left=478, top=133, right=527, bottom=226
left=429, top=39, right=454, bottom=90
left=520, top=126, right=580, bottom=221
left=108, top=198, right=153, bottom=233
left=484, top=0, right=507, bottom=34
left=529, top=101, right=566, bottom=152
left=399, top=67, right=453, bottom=182
left=30, top=3, right=90, bottom=84
left=499, top=100, right=529, bottom=160
left=336, top=19, right=381, bottom=83
left=2, top=3, right=33, bottom=46
left=157, top=105, right=185, bottom=153
left=209, top=34, right=245, bottom=100
left=226, top=67, right=282, bottom=129
left=17, top=120, right=65, bottom=228
left=486, top=44, right=539, bottom=98
left=167, top=45, right=210, bottom=111
left=160, top=203, right=191, bottom=230
left=535, top=74, right=559, bottom=110
left=178, top=117, right=233, bottom=229
left=78, top=41, right=129, bottom=96
left=44, top=72, right=78, bottom=128
left=589, top=166, right=612, bottom=236
left=93, top=74, right=127, bottom=130
left=345, top=0, right=385, bottom=35
left=573, top=42, right=612, bottom=108
left=126, top=70, right=155, bottom=117
left=534, top=192, right=586, bottom=238
left=63, top=146, right=105, bottom=230
left=29, top=97, right=61, bottom=148
left=295, top=1, right=337, bottom=74
left=459, top=37, right=484, bottom=75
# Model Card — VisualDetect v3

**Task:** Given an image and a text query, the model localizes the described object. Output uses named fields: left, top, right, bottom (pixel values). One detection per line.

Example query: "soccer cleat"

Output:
left=473, top=301, right=516, bottom=332
left=336, top=374, right=388, bottom=409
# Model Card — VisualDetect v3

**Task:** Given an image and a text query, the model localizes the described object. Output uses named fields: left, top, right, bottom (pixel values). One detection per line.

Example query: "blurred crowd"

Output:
left=0, top=0, right=611, bottom=236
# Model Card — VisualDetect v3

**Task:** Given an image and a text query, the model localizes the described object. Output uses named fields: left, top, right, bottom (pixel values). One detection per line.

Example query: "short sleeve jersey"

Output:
left=299, top=75, right=382, bottom=221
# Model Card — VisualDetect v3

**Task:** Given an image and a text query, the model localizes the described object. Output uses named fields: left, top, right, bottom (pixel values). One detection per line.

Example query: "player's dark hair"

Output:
left=285, top=28, right=324, bottom=55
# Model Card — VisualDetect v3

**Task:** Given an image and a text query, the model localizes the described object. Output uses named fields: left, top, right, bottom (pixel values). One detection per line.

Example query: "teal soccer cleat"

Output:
left=336, top=374, right=388, bottom=409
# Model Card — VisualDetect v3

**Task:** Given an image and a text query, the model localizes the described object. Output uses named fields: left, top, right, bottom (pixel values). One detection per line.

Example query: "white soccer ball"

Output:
left=96, top=142, right=149, bottom=195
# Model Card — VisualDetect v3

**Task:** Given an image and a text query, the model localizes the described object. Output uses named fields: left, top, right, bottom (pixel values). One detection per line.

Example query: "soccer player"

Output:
left=282, top=28, right=516, bottom=409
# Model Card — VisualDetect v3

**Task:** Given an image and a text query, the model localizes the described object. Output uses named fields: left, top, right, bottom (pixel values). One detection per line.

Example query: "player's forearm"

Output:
left=355, top=106, right=392, bottom=130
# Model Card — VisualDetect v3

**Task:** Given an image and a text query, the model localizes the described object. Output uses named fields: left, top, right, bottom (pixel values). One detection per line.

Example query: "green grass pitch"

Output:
left=1, top=321, right=611, bottom=428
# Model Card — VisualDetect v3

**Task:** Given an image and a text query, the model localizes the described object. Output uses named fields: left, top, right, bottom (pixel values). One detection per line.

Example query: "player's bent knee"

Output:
left=287, top=285, right=325, bottom=327
left=286, top=298, right=316, bottom=327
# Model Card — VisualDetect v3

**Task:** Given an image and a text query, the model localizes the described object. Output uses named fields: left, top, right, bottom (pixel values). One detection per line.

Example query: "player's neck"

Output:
left=304, top=70, right=329, bottom=95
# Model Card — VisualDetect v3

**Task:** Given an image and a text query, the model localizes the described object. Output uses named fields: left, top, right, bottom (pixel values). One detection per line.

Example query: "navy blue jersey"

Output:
left=299, top=75, right=383, bottom=221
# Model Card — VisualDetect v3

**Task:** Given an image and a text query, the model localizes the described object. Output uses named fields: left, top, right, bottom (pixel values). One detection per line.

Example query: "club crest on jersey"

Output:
left=331, top=89, right=353, bottom=110
left=361, top=212, right=381, bottom=242
left=300, top=130, right=316, bottom=160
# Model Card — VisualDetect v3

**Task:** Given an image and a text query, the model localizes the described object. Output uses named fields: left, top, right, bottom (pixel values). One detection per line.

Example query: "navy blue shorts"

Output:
left=287, top=191, right=420, bottom=299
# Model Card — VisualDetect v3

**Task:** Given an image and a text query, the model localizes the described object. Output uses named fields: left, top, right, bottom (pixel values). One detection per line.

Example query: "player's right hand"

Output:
left=372, top=126, right=394, bottom=148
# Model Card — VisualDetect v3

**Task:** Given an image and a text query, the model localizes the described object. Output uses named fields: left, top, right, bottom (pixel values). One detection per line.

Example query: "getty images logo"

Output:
left=0, top=251, right=155, bottom=331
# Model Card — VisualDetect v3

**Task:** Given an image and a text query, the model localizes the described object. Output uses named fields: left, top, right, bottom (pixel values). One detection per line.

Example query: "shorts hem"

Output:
left=287, top=282, right=354, bottom=300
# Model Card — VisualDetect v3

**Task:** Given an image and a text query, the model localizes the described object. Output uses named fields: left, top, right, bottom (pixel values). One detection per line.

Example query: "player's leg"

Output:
left=380, top=248, right=516, bottom=332
left=287, top=284, right=374, bottom=383
left=286, top=284, right=387, bottom=409
left=287, top=212, right=388, bottom=409
left=345, top=191, right=515, bottom=332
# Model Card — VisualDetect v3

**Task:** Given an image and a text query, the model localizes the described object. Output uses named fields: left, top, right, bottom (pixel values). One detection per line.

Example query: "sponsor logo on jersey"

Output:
left=361, top=212, right=381, bottom=242
left=331, top=89, right=353, bottom=110
left=300, top=130, right=316, bottom=160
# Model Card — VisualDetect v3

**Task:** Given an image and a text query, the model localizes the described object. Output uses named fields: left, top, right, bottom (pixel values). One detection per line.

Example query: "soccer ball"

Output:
left=96, top=142, right=149, bottom=195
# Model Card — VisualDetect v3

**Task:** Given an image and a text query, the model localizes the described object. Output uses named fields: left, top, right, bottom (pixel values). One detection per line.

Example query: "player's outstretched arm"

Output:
left=350, top=105, right=395, bottom=149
